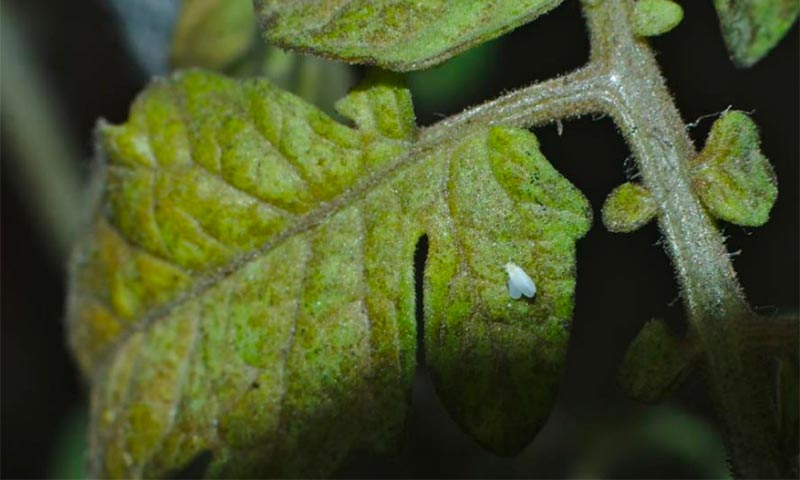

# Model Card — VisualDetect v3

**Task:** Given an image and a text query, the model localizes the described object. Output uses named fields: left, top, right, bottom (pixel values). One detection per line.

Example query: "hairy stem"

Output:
left=422, top=65, right=607, bottom=142
left=582, top=1, right=787, bottom=477
left=583, top=0, right=749, bottom=320
left=421, top=0, right=790, bottom=476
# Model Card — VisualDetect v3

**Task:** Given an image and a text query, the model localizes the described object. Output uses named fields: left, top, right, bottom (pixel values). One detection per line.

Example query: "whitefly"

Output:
left=504, top=262, right=536, bottom=300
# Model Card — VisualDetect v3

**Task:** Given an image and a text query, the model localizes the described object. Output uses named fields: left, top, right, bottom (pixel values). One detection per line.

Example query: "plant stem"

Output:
left=582, top=1, right=787, bottom=476
left=582, top=0, right=750, bottom=320
left=422, top=0, right=790, bottom=476
left=1, top=7, right=83, bottom=261
left=422, top=65, right=608, bottom=143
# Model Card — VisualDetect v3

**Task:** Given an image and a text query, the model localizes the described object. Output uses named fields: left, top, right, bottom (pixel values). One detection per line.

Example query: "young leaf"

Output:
left=713, top=0, right=800, bottom=67
left=67, top=70, right=590, bottom=477
left=632, top=0, right=684, bottom=37
left=253, top=0, right=565, bottom=71
left=691, top=110, right=777, bottom=227
left=602, top=182, right=658, bottom=233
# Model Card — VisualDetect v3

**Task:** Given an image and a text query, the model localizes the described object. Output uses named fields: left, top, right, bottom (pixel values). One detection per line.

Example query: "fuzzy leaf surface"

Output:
left=691, top=110, right=777, bottom=227
left=67, top=70, right=590, bottom=477
left=601, top=182, right=657, bottom=233
left=253, top=0, right=564, bottom=71
left=632, top=0, right=683, bottom=37
left=713, top=0, right=800, bottom=67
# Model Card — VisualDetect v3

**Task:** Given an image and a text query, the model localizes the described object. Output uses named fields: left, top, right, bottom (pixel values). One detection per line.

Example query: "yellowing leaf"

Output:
left=425, top=126, right=591, bottom=454
left=67, top=70, right=590, bottom=477
left=253, top=0, right=565, bottom=71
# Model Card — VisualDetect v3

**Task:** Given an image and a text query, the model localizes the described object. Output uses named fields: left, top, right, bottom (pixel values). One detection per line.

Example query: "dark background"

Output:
left=1, top=0, right=797, bottom=477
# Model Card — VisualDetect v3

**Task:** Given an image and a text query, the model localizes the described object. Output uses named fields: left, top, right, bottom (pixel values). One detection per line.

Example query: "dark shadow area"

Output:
left=413, top=234, right=429, bottom=367
left=167, top=450, right=213, bottom=480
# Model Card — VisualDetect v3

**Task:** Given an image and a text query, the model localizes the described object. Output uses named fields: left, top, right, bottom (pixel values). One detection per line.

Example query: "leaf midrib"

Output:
left=92, top=117, right=461, bottom=383
left=93, top=63, right=604, bottom=380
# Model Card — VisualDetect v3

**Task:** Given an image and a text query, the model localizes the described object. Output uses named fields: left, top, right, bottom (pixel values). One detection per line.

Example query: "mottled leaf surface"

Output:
left=691, top=110, right=777, bottom=227
left=67, top=70, right=590, bottom=477
left=713, top=0, right=799, bottom=67
left=602, top=182, right=657, bottom=233
left=632, top=0, right=683, bottom=37
left=253, top=0, right=564, bottom=71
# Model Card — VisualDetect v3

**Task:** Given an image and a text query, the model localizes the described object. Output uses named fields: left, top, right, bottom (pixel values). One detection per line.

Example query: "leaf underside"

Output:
left=618, top=319, right=696, bottom=403
left=253, top=0, right=564, bottom=71
left=691, top=110, right=777, bottom=227
left=67, top=70, right=591, bottom=477
left=713, top=0, right=800, bottom=67
left=601, top=182, right=657, bottom=233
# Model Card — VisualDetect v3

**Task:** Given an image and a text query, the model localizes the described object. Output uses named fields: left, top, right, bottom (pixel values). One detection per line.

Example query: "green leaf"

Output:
left=619, top=319, right=697, bottom=403
left=67, top=70, right=590, bottom=477
left=712, top=0, right=800, bottom=67
left=425, top=126, right=591, bottom=455
left=602, top=182, right=658, bottom=233
left=170, top=0, right=257, bottom=70
left=691, top=110, right=777, bottom=227
left=632, top=0, right=684, bottom=37
left=253, top=0, right=565, bottom=71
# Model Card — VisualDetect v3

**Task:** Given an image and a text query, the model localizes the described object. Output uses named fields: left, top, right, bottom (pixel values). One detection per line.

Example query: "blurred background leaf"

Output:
left=49, top=406, right=88, bottom=480
left=170, top=0, right=256, bottom=71
left=168, top=0, right=354, bottom=116
left=571, top=404, right=731, bottom=479
left=407, top=42, right=498, bottom=114
left=105, top=0, right=180, bottom=74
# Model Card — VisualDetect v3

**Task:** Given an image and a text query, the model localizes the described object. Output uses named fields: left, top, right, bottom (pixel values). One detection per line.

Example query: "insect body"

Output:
left=504, top=262, right=537, bottom=300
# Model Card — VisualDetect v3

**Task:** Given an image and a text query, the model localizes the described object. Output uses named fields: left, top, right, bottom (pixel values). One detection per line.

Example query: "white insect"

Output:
left=504, top=262, right=537, bottom=300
